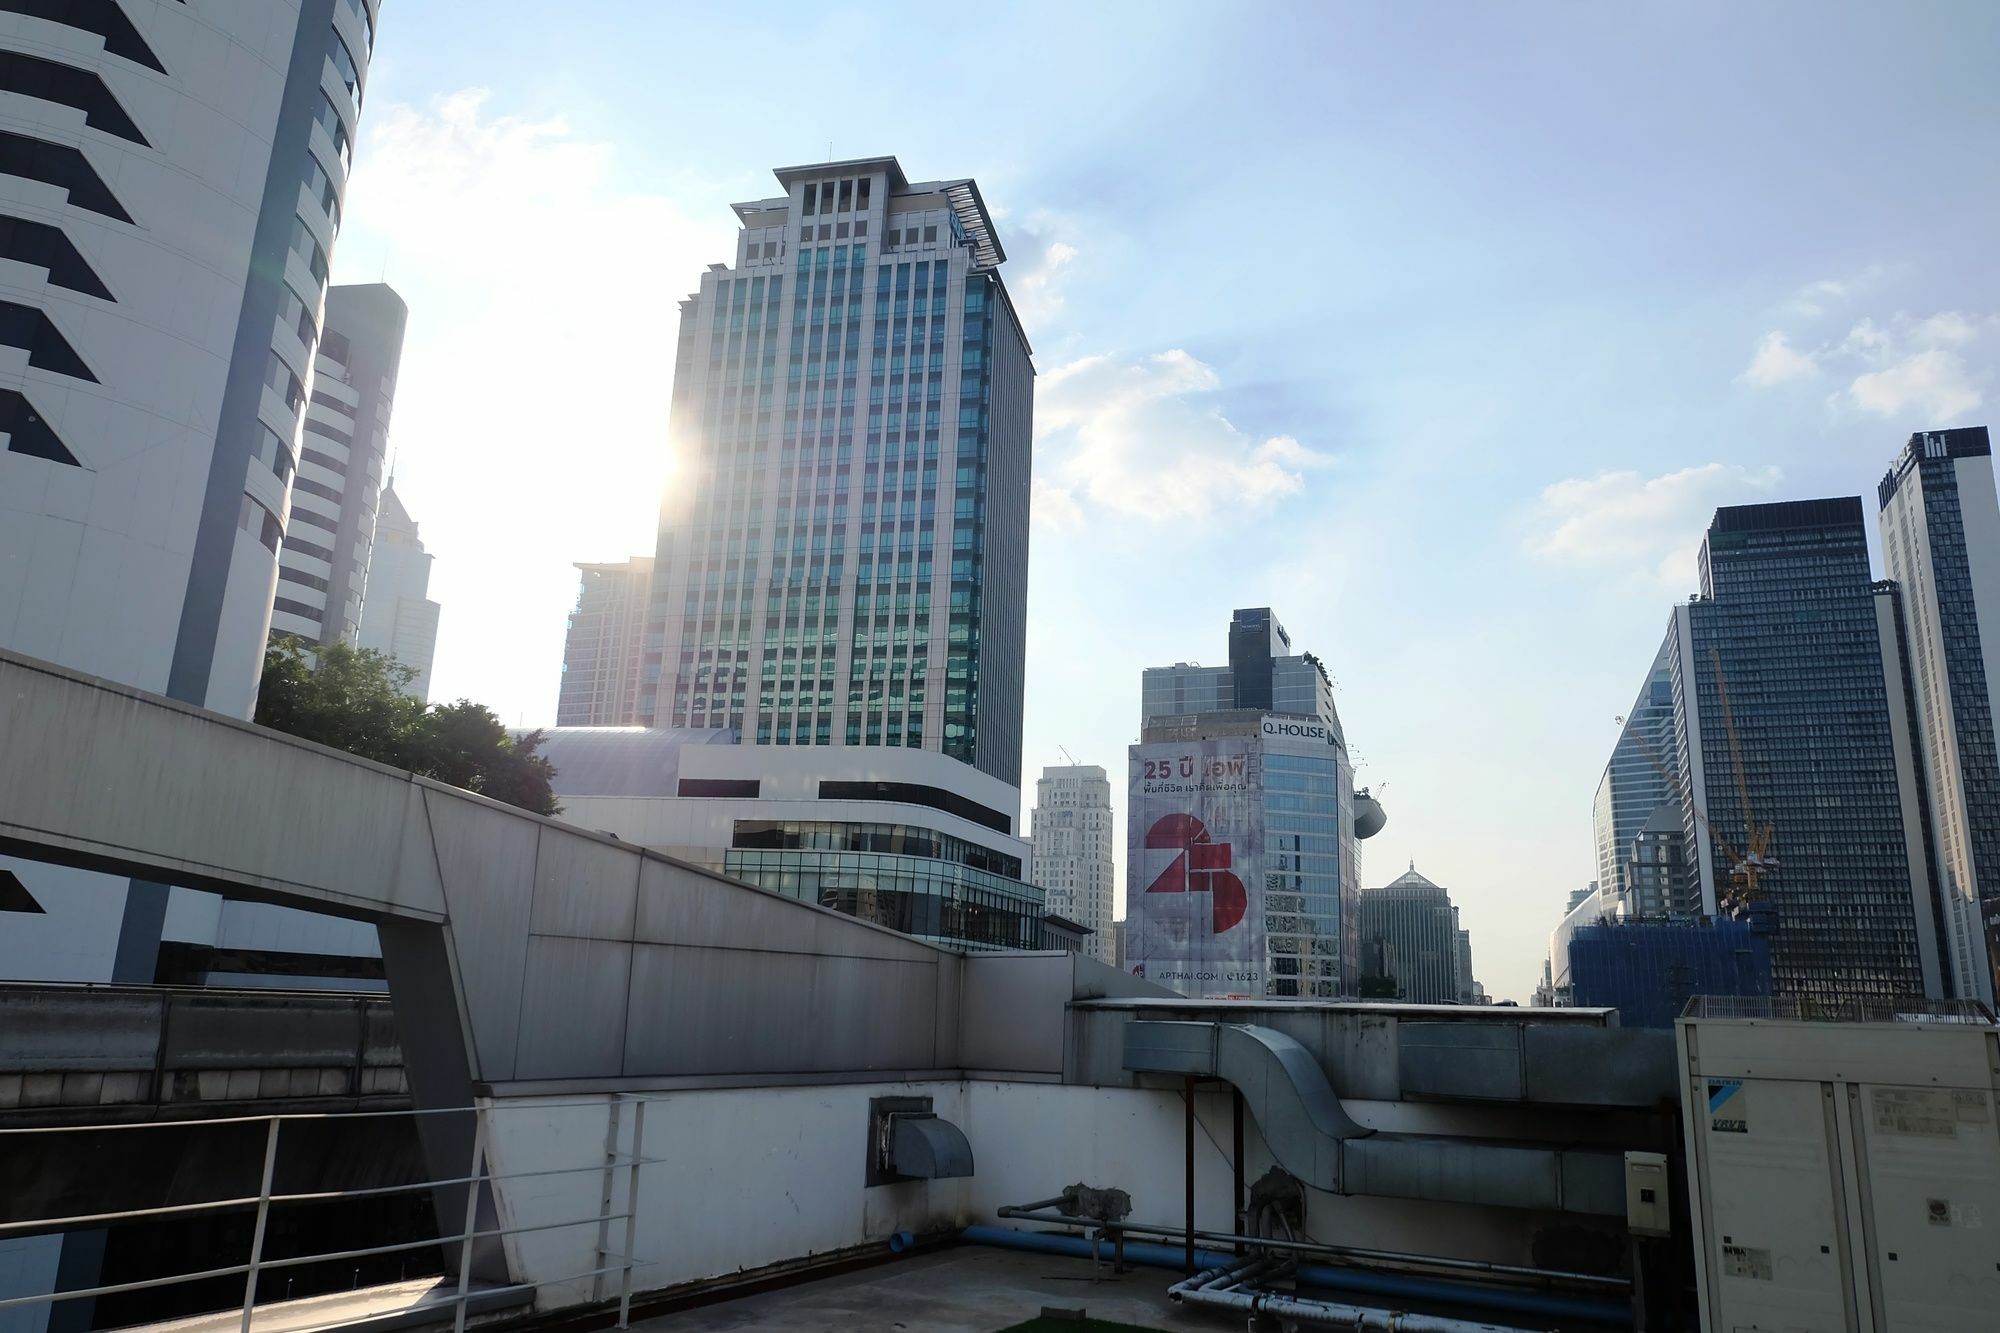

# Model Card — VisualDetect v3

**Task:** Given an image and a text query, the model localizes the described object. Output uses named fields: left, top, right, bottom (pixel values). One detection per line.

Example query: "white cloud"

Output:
left=1739, top=331, right=1817, bottom=386
left=1742, top=306, right=1990, bottom=427
left=1910, top=311, right=1980, bottom=347
left=1011, top=238, right=1077, bottom=331
left=1849, top=349, right=1982, bottom=422
left=1784, top=264, right=1890, bottom=318
left=1034, top=349, right=1331, bottom=523
left=1527, top=463, right=1782, bottom=584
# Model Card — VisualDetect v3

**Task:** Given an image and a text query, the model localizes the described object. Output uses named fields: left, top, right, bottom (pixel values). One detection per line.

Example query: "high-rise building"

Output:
left=1359, top=866, right=1462, bottom=1004
left=1878, top=426, right=2000, bottom=1006
left=557, top=557, right=655, bottom=726
left=1030, top=764, right=1115, bottom=964
left=637, top=157, right=1033, bottom=786
left=1544, top=882, right=1611, bottom=1006
left=0, top=1, right=384, bottom=986
left=1125, top=608, right=1371, bottom=998
left=1593, top=639, right=1679, bottom=905
left=1453, top=911, right=1477, bottom=1004
left=1669, top=498, right=1943, bottom=1003
left=271, top=283, right=405, bottom=648
left=353, top=485, right=439, bottom=699
left=1622, top=803, right=1685, bottom=917
left=1142, top=607, right=1338, bottom=730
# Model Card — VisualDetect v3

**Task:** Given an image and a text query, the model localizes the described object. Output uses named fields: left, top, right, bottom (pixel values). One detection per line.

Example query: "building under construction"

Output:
left=1665, top=498, right=1941, bottom=1004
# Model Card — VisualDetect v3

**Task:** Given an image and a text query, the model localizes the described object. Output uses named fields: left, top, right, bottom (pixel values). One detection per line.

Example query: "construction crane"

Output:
left=1709, top=647, right=1778, bottom=907
left=1616, top=650, right=1776, bottom=918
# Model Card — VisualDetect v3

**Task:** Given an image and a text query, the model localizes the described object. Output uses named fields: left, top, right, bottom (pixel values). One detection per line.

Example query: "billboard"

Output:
left=1125, top=736, right=1265, bottom=997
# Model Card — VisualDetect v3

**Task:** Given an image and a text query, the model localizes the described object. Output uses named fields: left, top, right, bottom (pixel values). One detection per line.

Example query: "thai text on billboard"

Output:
left=1125, top=737, right=1265, bottom=996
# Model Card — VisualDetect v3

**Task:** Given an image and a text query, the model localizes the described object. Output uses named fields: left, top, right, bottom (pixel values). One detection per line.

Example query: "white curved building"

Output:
left=0, top=2, right=383, bottom=985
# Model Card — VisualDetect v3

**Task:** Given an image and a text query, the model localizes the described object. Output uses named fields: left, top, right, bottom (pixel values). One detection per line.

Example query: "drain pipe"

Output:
left=959, top=1227, right=1630, bottom=1327
left=1170, top=1268, right=1539, bottom=1333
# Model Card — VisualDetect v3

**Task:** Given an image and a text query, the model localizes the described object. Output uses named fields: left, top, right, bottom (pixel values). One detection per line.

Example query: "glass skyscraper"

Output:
left=1878, top=426, right=2000, bottom=1005
left=1669, top=498, right=1941, bottom=1004
left=1593, top=638, right=1679, bottom=910
left=636, top=158, right=1032, bottom=786
left=1130, top=607, right=1365, bottom=997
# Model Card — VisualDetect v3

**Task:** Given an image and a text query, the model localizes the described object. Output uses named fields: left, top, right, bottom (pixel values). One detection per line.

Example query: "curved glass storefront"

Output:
left=723, top=845, right=1044, bottom=951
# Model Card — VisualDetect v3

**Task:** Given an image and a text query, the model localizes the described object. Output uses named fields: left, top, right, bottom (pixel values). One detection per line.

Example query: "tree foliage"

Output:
left=256, top=637, right=560, bottom=815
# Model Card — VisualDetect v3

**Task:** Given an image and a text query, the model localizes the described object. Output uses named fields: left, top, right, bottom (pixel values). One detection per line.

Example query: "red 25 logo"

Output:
left=1144, top=813, right=1247, bottom=933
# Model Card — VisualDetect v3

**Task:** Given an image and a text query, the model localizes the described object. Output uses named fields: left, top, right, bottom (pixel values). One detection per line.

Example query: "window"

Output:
left=327, top=27, right=363, bottom=103
left=288, top=216, right=329, bottom=285
left=274, top=596, right=322, bottom=621
left=303, top=154, right=340, bottom=228
left=256, top=423, right=295, bottom=484
left=803, top=183, right=817, bottom=215
left=312, top=92, right=352, bottom=170
left=923, top=225, right=937, bottom=243
left=277, top=284, right=319, bottom=348
left=837, top=180, right=852, bottom=211
left=264, top=351, right=305, bottom=413
left=239, top=495, right=281, bottom=553
left=310, top=389, right=358, bottom=419
left=338, top=0, right=376, bottom=51
left=857, top=178, right=870, bottom=210
left=279, top=564, right=329, bottom=593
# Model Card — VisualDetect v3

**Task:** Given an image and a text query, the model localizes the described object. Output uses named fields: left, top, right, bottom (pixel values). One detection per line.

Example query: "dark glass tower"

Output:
left=1669, top=498, right=1941, bottom=1004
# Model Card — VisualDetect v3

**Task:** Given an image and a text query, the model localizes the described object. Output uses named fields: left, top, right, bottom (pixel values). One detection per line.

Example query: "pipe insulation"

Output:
left=958, top=1226, right=1631, bottom=1327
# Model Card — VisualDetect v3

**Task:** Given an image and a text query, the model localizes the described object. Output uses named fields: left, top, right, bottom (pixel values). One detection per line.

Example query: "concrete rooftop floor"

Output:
left=639, top=1246, right=1219, bottom=1333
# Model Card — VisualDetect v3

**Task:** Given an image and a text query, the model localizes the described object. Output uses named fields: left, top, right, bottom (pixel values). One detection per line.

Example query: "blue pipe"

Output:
left=887, top=1230, right=916, bottom=1253
left=959, top=1225, right=1630, bottom=1328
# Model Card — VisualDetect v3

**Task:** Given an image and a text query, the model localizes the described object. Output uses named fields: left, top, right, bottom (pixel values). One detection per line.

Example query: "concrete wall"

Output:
left=483, top=1082, right=970, bottom=1311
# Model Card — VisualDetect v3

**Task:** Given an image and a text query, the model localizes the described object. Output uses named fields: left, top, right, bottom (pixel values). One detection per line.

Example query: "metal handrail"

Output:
left=0, top=1094, right=658, bottom=1330
left=0, top=1090, right=684, bottom=1135
left=0, top=1154, right=668, bottom=1236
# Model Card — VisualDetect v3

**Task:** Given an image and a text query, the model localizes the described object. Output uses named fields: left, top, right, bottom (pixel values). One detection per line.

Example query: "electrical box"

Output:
left=1623, top=1150, right=1671, bottom=1238
left=1677, top=1003, right=2000, bottom=1333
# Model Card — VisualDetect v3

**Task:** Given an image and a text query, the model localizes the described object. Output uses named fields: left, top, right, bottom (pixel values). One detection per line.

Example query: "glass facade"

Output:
left=1673, top=498, right=1931, bottom=1004
left=1594, top=638, right=1679, bottom=907
left=1879, top=427, right=2000, bottom=1004
left=724, top=845, right=1044, bottom=951
left=1358, top=871, right=1461, bottom=1003
left=1133, top=608, right=1362, bottom=996
left=639, top=160, right=1030, bottom=785
left=1263, top=748, right=1354, bottom=997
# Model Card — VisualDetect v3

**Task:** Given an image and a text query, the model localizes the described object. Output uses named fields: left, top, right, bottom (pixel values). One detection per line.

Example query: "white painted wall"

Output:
left=480, top=1076, right=1551, bottom=1317
left=483, top=1082, right=969, bottom=1312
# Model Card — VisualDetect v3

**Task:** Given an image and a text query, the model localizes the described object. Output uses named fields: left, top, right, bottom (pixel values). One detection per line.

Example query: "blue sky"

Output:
left=332, top=1, right=2000, bottom=999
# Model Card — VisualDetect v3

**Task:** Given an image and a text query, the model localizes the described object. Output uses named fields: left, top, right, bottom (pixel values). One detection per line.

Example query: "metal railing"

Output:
left=0, top=1096, right=665, bottom=1332
left=1681, top=994, right=1996, bottom=1024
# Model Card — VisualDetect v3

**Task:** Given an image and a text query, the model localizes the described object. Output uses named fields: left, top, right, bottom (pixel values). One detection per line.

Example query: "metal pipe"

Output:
left=1231, top=1085, right=1246, bottom=1255
left=1173, top=1279, right=1538, bottom=1333
left=961, top=1226, right=1631, bottom=1327
left=1182, top=1074, right=1196, bottom=1275
left=995, top=1205, right=1627, bottom=1292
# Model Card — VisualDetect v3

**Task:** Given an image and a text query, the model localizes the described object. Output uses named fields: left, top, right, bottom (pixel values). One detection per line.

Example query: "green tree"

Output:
left=256, top=637, right=560, bottom=815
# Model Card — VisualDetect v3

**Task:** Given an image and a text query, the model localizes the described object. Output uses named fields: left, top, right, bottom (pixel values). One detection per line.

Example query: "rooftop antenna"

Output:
left=1058, top=745, right=1079, bottom=766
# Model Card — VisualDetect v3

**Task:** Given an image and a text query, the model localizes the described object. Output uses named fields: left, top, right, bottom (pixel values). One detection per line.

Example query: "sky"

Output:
left=330, top=1, right=2000, bottom=1001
